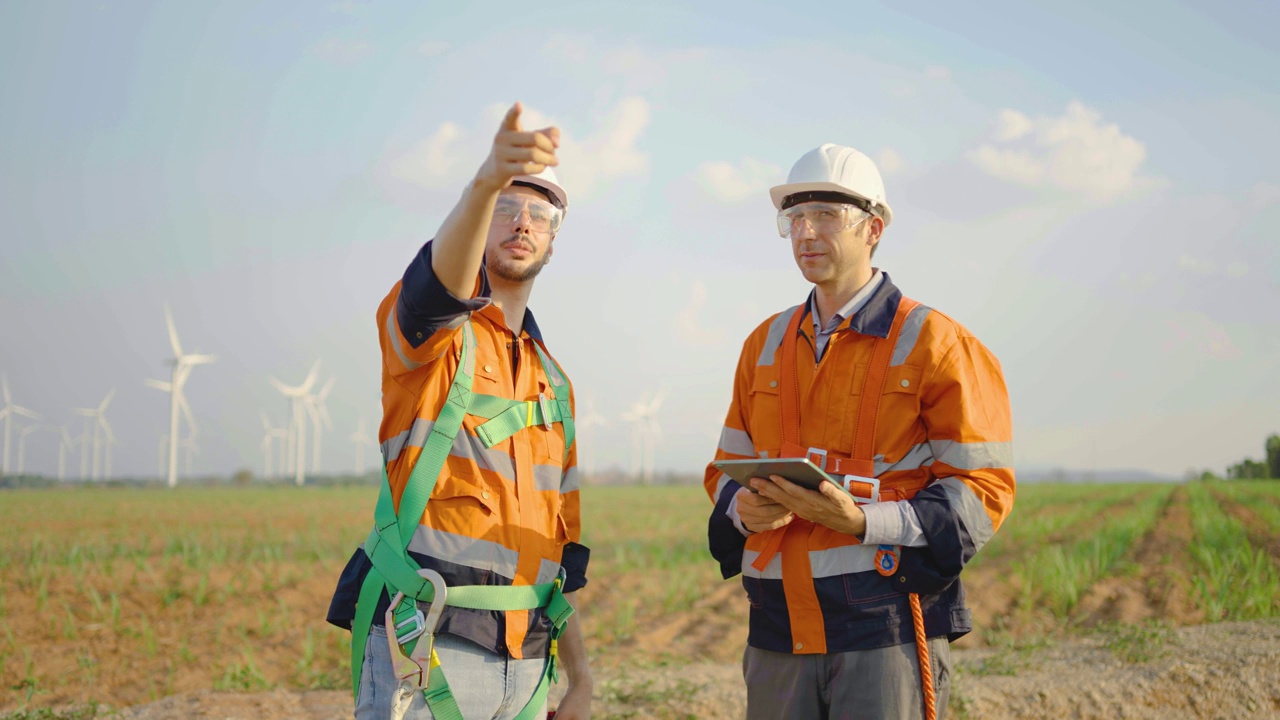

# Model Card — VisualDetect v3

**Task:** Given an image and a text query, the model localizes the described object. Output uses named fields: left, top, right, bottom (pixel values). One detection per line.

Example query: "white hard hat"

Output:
left=512, top=166, right=568, bottom=212
left=769, top=144, right=893, bottom=227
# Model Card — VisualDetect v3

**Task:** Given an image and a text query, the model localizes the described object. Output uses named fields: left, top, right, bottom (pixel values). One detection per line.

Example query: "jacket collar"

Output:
left=800, top=271, right=902, bottom=339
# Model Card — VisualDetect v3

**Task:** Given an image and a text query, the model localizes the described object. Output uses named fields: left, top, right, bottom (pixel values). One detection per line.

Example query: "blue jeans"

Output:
left=356, top=625, right=549, bottom=720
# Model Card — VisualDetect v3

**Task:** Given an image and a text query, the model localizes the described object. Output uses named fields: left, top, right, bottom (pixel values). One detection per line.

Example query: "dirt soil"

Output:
left=51, top=619, right=1263, bottom=719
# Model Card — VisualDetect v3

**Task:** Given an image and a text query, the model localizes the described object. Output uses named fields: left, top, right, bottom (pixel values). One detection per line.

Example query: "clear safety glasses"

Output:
left=777, top=203, right=869, bottom=238
left=493, top=196, right=563, bottom=235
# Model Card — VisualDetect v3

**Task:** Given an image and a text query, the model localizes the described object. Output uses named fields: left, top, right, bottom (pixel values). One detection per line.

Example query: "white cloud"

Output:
left=994, top=109, right=1034, bottom=141
left=313, top=38, right=373, bottom=63
left=1162, top=313, right=1241, bottom=361
left=969, top=101, right=1156, bottom=202
left=695, top=158, right=783, bottom=203
left=418, top=40, right=450, bottom=57
left=675, top=280, right=726, bottom=346
left=381, top=97, right=652, bottom=202
left=878, top=148, right=905, bottom=175
left=386, top=122, right=464, bottom=188
left=1253, top=182, right=1280, bottom=208
left=925, top=65, right=952, bottom=81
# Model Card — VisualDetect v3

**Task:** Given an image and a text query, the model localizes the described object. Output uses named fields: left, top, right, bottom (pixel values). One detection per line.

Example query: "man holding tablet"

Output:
left=704, top=144, right=1016, bottom=720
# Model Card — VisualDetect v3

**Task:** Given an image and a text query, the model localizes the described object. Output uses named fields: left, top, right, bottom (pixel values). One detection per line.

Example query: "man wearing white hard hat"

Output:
left=328, top=103, right=593, bottom=720
left=704, top=144, right=1016, bottom=719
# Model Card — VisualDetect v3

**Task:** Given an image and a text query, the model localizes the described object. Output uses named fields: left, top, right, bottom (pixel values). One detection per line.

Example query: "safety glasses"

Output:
left=493, top=196, right=563, bottom=235
left=777, top=203, right=869, bottom=238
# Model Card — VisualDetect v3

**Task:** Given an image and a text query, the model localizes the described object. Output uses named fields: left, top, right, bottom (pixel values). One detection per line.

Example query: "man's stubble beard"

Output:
left=489, top=233, right=552, bottom=283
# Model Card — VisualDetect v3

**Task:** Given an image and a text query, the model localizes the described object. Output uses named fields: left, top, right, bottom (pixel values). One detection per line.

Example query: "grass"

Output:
left=2, top=481, right=1278, bottom=713
left=1096, top=619, right=1178, bottom=663
left=1186, top=482, right=1280, bottom=621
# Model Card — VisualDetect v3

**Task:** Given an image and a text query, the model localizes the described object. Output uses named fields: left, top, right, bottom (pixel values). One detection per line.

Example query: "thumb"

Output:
left=501, top=102, right=523, bottom=133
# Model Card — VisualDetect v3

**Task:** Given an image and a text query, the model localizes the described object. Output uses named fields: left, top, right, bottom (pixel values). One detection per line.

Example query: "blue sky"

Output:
left=2, top=0, right=1278, bottom=480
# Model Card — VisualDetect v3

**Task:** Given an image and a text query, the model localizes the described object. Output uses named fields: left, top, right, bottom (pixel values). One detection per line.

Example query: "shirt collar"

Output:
left=802, top=270, right=902, bottom=339
left=809, top=270, right=884, bottom=333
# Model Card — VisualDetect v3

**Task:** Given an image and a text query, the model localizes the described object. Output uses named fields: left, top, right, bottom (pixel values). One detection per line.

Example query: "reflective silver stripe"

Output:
left=719, top=426, right=755, bottom=457
left=873, top=442, right=935, bottom=476
left=937, top=476, right=995, bottom=552
left=742, top=543, right=879, bottom=580
left=382, top=418, right=517, bottom=479
left=809, top=543, right=879, bottom=579
left=461, top=323, right=475, bottom=376
left=382, top=418, right=434, bottom=463
left=889, top=305, right=931, bottom=367
left=534, top=463, right=562, bottom=492
left=561, top=466, right=581, bottom=493
left=757, top=306, right=800, bottom=367
left=536, top=558, right=563, bottom=585
left=742, top=549, right=781, bottom=579
left=408, top=525, right=518, bottom=581
left=714, top=472, right=733, bottom=501
left=929, top=440, right=1013, bottom=471
left=386, top=307, right=425, bottom=372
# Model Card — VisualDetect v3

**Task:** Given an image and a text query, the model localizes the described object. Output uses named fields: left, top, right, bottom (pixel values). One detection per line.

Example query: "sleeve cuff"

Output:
left=861, top=500, right=928, bottom=547
left=399, top=240, right=492, bottom=348
left=727, top=492, right=753, bottom=537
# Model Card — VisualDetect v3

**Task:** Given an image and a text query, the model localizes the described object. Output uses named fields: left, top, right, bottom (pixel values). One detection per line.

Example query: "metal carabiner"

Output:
left=384, top=568, right=449, bottom=689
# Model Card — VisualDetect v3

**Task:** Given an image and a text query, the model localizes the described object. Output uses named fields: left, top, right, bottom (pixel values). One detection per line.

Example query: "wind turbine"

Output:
left=306, top=376, right=335, bottom=474
left=155, top=304, right=216, bottom=488
left=16, top=424, right=44, bottom=475
left=623, top=390, right=665, bottom=484
left=574, top=396, right=608, bottom=481
left=0, top=374, right=41, bottom=475
left=260, top=412, right=288, bottom=478
left=73, top=389, right=115, bottom=481
left=349, top=415, right=376, bottom=476
left=270, top=362, right=320, bottom=486
left=57, top=425, right=74, bottom=481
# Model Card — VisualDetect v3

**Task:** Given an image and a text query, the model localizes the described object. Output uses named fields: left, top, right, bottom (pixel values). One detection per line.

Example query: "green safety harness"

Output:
left=350, top=321, right=577, bottom=720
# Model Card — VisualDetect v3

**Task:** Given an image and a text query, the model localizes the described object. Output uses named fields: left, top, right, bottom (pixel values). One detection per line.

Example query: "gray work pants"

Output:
left=743, top=637, right=951, bottom=720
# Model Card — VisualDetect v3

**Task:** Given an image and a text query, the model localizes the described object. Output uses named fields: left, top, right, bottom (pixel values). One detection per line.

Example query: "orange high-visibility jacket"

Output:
left=705, top=273, right=1014, bottom=654
left=327, top=241, right=587, bottom=660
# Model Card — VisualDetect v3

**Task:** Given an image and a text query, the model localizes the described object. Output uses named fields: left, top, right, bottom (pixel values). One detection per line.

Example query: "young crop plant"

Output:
left=1187, top=482, right=1280, bottom=620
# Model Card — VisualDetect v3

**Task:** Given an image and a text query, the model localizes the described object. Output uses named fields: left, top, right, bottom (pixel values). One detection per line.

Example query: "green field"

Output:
left=2, top=480, right=1279, bottom=717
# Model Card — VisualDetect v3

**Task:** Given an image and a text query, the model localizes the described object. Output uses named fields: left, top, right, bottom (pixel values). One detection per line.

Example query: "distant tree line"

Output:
left=1226, top=433, right=1280, bottom=480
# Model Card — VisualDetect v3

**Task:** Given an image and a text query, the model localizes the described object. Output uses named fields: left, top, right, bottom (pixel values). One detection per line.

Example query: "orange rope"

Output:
left=909, top=592, right=936, bottom=720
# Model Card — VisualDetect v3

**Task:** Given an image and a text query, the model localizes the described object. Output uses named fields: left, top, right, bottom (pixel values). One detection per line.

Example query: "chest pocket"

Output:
left=748, top=371, right=782, bottom=455
left=426, top=473, right=500, bottom=539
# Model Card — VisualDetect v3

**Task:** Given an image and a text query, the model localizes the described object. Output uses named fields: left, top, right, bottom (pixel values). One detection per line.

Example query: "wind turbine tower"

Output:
left=0, top=374, right=40, bottom=475
left=155, top=305, right=216, bottom=488
left=270, top=362, right=320, bottom=487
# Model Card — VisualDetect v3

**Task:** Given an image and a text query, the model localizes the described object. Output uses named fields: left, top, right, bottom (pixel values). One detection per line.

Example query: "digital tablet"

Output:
left=713, top=457, right=839, bottom=493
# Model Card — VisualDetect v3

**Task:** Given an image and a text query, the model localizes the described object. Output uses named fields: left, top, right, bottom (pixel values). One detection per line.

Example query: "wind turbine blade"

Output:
left=269, top=377, right=291, bottom=395
left=164, top=303, right=184, bottom=357
left=145, top=379, right=171, bottom=391
left=1, top=373, right=10, bottom=404
left=318, top=377, right=335, bottom=400
left=12, top=404, right=40, bottom=420
left=99, top=417, right=115, bottom=444
left=73, top=408, right=96, bottom=417
left=99, top=388, right=116, bottom=413
left=185, top=354, right=217, bottom=365
left=300, top=361, right=321, bottom=394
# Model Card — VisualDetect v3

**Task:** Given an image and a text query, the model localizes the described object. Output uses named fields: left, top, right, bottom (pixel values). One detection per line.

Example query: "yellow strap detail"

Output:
left=526, top=401, right=534, bottom=426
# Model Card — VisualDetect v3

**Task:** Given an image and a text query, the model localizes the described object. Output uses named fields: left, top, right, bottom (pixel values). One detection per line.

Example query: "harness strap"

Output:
left=350, top=321, right=579, bottom=719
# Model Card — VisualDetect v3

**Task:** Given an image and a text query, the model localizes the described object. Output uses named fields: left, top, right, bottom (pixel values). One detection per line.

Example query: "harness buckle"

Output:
left=384, top=569, right=449, bottom=690
left=841, top=474, right=880, bottom=504
left=806, top=447, right=828, bottom=471
left=538, top=393, right=553, bottom=430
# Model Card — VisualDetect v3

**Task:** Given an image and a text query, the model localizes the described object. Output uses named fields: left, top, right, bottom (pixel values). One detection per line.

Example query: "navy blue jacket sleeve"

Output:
left=398, top=240, right=492, bottom=349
